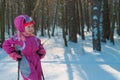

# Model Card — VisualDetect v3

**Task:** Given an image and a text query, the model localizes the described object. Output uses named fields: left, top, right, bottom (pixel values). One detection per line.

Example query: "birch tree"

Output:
left=92, top=0, right=101, bottom=51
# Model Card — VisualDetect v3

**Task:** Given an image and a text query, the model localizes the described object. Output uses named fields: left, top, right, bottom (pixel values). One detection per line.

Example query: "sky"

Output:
left=0, top=30, right=120, bottom=80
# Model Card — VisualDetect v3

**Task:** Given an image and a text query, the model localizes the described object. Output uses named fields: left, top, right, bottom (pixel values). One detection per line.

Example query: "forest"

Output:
left=0, top=0, right=120, bottom=51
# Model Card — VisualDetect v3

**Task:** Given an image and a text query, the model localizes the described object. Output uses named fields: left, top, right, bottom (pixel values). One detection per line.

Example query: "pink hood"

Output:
left=14, top=15, right=28, bottom=32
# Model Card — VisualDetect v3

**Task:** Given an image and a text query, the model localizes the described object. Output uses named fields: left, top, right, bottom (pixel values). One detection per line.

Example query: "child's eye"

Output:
left=27, top=26, right=31, bottom=28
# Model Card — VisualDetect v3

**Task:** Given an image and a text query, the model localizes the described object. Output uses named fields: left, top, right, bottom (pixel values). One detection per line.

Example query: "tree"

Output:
left=92, top=0, right=101, bottom=51
left=60, top=0, right=68, bottom=46
left=117, top=0, right=120, bottom=35
left=102, top=0, right=110, bottom=42
left=79, top=0, right=85, bottom=40
left=46, top=0, right=51, bottom=38
left=66, top=0, right=77, bottom=43
left=109, top=0, right=117, bottom=44
left=52, top=0, right=59, bottom=36
left=0, top=0, right=5, bottom=47
left=41, top=0, right=45, bottom=36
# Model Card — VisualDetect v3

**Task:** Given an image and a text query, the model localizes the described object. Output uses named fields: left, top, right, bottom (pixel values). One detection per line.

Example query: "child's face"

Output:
left=24, top=24, right=34, bottom=35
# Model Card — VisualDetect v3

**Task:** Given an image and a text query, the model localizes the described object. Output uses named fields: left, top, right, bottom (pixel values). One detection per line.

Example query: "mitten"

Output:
left=9, top=52, right=22, bottom=61
left=37, top=49, right=46, bottom=59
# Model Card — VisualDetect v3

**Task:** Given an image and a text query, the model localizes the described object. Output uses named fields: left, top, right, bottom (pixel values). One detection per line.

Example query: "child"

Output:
left=2, top=15, right=46, bottom=80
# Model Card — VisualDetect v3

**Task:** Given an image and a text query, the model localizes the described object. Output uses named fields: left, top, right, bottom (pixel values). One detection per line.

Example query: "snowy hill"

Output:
left=0, top=33, right=120, bottom=80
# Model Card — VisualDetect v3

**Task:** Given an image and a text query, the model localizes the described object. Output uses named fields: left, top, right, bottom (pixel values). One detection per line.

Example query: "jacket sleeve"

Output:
left=37, top=38, right=46, bottom=58
left=2, top=37, right=17, bottom=54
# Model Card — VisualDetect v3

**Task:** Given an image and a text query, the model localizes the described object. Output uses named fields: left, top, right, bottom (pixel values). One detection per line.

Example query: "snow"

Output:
left=0, top=32, right=120, bottom=80
left=93, top=15, right=98, bottom=20
left=93, top=6, right=98, bottom=10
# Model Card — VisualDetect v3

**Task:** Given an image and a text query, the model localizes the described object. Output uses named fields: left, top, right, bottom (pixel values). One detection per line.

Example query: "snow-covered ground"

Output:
left=0, top=32, right=120, bottom=80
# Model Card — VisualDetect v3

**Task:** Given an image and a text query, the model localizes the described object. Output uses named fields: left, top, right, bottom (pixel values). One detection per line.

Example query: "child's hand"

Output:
left=39, top=54, right=45, bottom=59
left=36, top=49, right=46, bottom=59
left=9, top=52, right=22, bottom=61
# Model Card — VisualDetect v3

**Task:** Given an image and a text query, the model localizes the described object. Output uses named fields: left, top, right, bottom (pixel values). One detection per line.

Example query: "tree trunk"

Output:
left=46, top=0, right=51, bottom=38
left=41, top=0, right=45, bottom=36
left=52, top=0, right=59, bottom=36
left=61, top=0, right=68, bottom=46
left=92, top=0, right=101, bottom=51
left=102, top=0, right=110, bottom=42
left=66, top=0, right=77, bottom=43
left=79, top=0, right=85, bottom=40
left=117, top=0, right=120, bottom=35
left=75, top=0, right=80, bottom=35
left=109, top=1, right=117, bottom=44
left=24, top=0, right=36, bottom=16
left=0, top=0, right=5, bottom=46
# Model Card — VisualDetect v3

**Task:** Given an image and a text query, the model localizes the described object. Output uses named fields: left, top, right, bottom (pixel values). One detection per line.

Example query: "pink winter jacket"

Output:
left=2, top=35, right=46, bottom=58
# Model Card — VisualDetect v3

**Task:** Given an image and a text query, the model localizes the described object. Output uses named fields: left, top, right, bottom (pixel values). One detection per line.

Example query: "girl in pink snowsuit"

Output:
left=2, top=15, right=46, bottom=80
